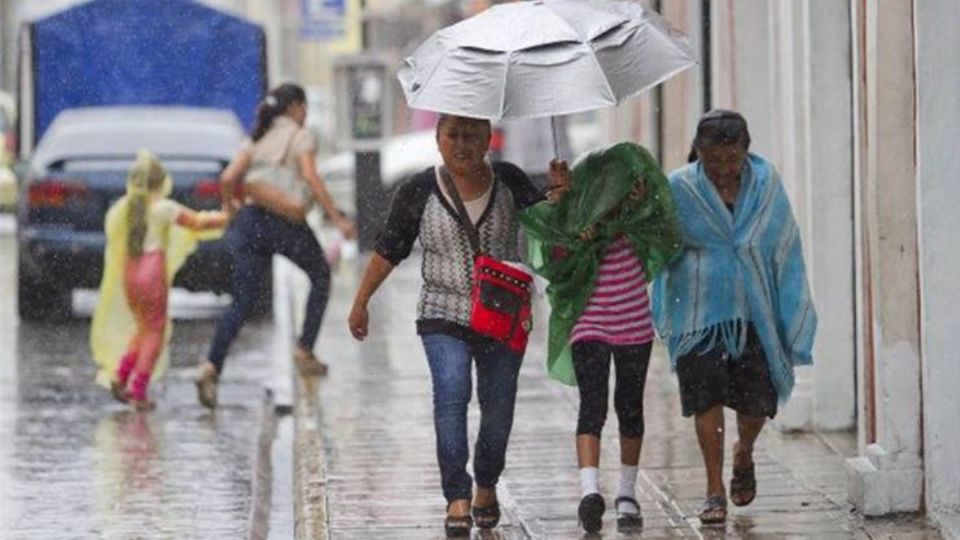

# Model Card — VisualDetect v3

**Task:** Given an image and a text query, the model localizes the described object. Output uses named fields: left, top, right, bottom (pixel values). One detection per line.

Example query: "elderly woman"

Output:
left=651, top=110, right=817, bottom=524
left=348, top=114, right=568, bottom=536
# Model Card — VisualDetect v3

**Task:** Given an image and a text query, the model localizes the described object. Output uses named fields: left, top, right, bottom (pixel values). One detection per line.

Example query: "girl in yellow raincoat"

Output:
left=90, top=150, right=228, bottom=411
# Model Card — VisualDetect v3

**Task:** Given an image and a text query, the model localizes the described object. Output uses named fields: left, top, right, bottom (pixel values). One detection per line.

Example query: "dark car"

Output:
left=16, top=106, right=264, bottom=319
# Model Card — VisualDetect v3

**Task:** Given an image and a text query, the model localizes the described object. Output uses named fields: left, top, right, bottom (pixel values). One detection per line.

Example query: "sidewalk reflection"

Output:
left=93, top=410, right=168, bottom=536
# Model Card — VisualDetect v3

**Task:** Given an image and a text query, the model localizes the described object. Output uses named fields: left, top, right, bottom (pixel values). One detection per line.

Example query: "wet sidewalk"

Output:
left=304, top=254, right=942, bottom=539
left=0, top=230, right=288, bottom=538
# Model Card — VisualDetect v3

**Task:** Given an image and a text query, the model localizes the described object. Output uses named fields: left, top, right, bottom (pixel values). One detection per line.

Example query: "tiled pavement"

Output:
left=299, top=253, right=943, bottom=539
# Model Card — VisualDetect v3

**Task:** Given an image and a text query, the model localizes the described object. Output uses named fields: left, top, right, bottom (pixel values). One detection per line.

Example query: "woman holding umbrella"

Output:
left=652, top=110, right=817, bottom=523
left=348, top=114, right=570, bottom=536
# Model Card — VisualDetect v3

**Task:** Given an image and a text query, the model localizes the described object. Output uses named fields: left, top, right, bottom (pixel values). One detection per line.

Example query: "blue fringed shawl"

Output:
left=651, top=154, right=817, bottom=402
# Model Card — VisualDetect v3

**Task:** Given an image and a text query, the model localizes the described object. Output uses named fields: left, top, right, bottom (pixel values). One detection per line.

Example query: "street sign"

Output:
left=334, top=56, right=391, bottom=150
left=300, top=0, right=346, bottom=40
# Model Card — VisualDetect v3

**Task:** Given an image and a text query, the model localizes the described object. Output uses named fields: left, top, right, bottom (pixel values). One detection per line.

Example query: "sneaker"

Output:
left=578, top=493, right=605, bottom=533
left=294, top=347, right=328, bottom=377
left=195, top=361, right=219, bottom=409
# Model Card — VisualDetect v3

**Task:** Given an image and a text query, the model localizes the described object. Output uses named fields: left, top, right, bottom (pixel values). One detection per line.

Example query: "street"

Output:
left=0, top=214, right=944, bottom=539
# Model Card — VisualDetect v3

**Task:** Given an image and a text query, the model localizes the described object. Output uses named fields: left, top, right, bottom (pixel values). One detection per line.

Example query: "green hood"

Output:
left=519, top=142, right=682, bottom=385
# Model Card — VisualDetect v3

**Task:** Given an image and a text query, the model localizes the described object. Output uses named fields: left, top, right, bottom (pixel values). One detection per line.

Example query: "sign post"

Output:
left=334, top=56, right=390, bottom=251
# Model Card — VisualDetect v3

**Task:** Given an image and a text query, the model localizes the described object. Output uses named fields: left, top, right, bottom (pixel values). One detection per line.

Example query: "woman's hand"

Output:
left=333, top=213, right=358, bottom=240
left=628, top=175, right=647, bottom=202
left=578, top=224, right=597, bottom=242
left=348, top=302, right=369, bottom=341
left=545, top=159, right=571, bottom=204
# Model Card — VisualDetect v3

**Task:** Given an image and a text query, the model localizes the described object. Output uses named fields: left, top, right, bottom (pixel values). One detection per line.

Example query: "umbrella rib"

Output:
left=584, top=41, right=618, bottom=106
left=498, top=52, right=510, bottom=118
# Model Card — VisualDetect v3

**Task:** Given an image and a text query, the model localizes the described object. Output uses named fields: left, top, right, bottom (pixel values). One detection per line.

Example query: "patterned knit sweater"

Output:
left=374, top=162, right=542, bottom=340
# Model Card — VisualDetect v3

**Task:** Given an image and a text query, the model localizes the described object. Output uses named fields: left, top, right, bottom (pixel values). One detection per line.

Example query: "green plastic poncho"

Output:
left=519, top=142, right=682, bottom=385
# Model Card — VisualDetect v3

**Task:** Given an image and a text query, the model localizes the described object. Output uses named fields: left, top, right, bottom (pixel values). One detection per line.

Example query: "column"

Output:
left=844, top=0, right=923, bottom=516
left=915, top=0, right=960, bottom=535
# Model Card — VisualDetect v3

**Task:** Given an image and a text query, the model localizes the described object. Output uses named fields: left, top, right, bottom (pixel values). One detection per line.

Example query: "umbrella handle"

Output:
left=551, top=115, right=562, bottom=161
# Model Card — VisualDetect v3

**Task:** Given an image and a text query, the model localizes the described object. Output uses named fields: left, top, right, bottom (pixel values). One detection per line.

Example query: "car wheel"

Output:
left=17, top=268, right=72, bottom=321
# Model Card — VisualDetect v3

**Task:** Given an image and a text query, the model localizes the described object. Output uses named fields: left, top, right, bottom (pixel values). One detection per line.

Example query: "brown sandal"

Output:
left=294, top=348, right=328, bottom=377
left=730, top=462, right=757, bottom=506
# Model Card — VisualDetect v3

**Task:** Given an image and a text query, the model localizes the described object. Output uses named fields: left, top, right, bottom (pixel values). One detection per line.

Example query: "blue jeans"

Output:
left=208, top=206, right=330, bottom=372
left=421, top=334, right=523, bottom=503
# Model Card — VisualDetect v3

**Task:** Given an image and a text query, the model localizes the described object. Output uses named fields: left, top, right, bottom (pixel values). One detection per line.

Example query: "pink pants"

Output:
left=121, top=251, right=168, bottom=396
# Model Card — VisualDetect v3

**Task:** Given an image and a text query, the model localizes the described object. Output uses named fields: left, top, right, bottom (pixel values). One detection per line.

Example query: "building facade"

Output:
left=604, top=0, right=959, bottom=536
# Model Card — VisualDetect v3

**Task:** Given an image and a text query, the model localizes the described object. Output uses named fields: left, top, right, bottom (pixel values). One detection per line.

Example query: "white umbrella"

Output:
left=398, top=0, right=696, bottom=139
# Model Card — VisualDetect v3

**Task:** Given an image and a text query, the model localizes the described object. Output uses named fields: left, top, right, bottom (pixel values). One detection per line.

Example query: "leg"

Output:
left=275, top=223, right=330, bottom=353
left=727, top=326, right=777, bottom=506
left=695, top=405, right=726, bottom=497
left=571, top=341, right=611, bottom=471
left=570, top=341, right=611, bottom=534
left=421, top=334, right=474, bottom=506
left=472, top=340, right=522, bottom=501
left=612, top=343, right=652, bottom=466
left=123, top=252, right=168, bottom=409
left=207, top=214, right=271, bottom=373
left=612, top=343, right=652, bottom=526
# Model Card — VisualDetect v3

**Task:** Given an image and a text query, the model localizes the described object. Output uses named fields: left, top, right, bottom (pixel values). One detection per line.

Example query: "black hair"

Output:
left=435, top=113, right=492, bottom=138
left=251, top=83, right=307, bottom=141
left=687, top=109, right=752, bottom=163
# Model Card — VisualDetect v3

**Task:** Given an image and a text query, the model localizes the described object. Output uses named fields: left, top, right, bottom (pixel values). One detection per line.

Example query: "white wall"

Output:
left=709, top=0, right=856, bottom=432
left=915, top=0, right=960, bottom=536
left=804, top=0, right=855, bottom=431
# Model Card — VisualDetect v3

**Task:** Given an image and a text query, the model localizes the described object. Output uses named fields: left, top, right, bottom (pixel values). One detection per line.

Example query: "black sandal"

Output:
left=445, top=501, right=473, bottom=538
left=578, top=493, right=605, bottom=533
left=730, top=462, right=757, bottom=507
left=615, top=496, right=643, bottom=530
left=472, top=500, right=501, bottom=529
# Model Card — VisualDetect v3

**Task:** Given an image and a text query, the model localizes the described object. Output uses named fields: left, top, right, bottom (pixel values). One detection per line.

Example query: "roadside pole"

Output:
left=335, top=55, right=390, bottom=251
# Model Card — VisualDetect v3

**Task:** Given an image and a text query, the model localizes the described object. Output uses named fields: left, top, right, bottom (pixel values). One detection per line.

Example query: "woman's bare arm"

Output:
left=219, top=149, right=252, bottom=212
left=297, top=151, right=357, bottom=238
left=347, top=253, right=395, bottom=341
left=176, top=208, right=229, bottom=231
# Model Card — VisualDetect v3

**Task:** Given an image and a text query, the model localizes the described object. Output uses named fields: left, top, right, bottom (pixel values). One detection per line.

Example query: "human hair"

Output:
left=687, top=109, right=752, bottom=163
left=435, top=113, right=492, bottom=139
left=127, top=151, right=170, bottom=258
left=250, top=83, right=307, bottom=141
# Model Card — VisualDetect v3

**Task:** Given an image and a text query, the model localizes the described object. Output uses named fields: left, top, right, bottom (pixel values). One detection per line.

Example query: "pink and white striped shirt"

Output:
left=569, top=235, right=655, bottom=346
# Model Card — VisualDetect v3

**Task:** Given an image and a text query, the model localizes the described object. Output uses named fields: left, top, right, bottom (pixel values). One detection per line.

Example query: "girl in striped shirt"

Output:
left=520, top=143, right=681, bottom=534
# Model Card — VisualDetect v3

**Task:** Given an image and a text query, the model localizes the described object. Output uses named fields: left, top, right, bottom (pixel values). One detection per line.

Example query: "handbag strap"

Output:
left=437, top=166, right=482, bottom=257
left=277, top=128, right=301, bottom=166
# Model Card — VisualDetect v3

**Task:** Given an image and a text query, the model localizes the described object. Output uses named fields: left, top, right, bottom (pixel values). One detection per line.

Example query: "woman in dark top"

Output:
left=348, top=114, right=569, bottom=536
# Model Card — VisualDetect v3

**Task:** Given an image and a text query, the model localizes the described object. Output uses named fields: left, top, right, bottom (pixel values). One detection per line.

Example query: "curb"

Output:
left=248, top=388, right=280, bottom=540
left=276, top=257, right=329, bottom=540
left=293, top=374, right=328, bottom=540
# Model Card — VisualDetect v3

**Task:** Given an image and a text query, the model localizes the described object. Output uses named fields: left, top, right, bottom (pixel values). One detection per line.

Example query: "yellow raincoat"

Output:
left=90, top=155, right=223, bottom=388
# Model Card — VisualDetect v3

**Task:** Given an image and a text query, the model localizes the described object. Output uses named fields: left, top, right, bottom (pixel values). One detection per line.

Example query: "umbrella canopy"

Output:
left=398, top=0, right=696, bottom=120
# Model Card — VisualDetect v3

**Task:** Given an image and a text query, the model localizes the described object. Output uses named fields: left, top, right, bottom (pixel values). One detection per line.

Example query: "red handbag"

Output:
left=439, top=167, right=533, bottom=353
